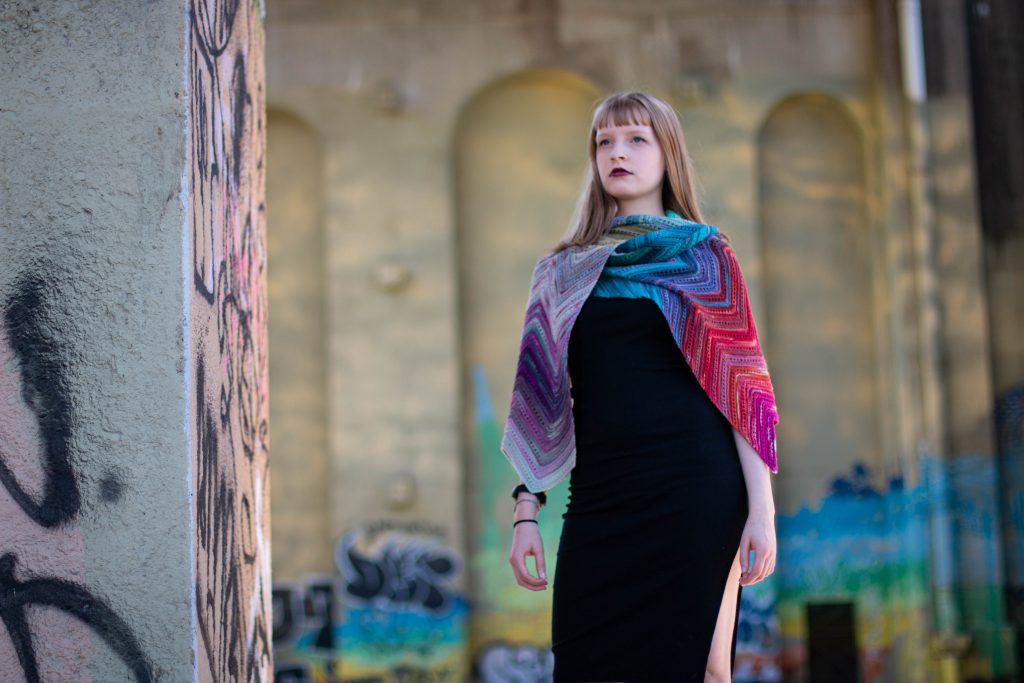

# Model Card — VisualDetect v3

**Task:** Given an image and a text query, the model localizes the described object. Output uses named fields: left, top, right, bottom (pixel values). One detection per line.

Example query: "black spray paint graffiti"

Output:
left=274, top=663, right=314, bottom=683
left=189, top=0, right=271, bottom=679
left=0, top=274, right=153, bottom=682
left=0, top=553, right=152, bottom=683
left=336, top=530, right=461, bottom=614
left=273, top=579, right=335, bottom=648
left=272, top=579, right=337, bottom=683
left=0, top=276, right=79, bottom=528
left=475, top=642, right=554, bottom=683
left=194, top=356, right=271, bottom=681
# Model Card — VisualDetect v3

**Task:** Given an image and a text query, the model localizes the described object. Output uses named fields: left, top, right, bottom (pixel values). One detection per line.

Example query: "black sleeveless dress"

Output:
left=551, top=295, right=749, bottom=683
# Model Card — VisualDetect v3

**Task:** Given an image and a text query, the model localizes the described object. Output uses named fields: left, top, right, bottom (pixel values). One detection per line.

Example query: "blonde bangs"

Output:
left=593, top=99, right=652, bottom=133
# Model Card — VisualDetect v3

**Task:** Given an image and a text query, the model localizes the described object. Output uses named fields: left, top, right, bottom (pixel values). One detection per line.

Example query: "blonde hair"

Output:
left=552, top=91, right=723, bottom=253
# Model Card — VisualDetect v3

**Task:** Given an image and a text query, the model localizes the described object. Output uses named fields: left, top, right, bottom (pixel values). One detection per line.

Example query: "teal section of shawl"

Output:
left=591, top=209, right=718, bottom=301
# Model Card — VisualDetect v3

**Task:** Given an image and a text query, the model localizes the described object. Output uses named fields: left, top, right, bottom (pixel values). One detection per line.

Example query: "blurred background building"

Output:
left=1, top=0, right=1021, bottom=682
left=263, top=1, right=1021, bottom=682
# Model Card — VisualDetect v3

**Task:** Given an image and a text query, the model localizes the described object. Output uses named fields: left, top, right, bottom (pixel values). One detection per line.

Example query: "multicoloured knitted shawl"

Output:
left=500, top=210, right=779, bottom=493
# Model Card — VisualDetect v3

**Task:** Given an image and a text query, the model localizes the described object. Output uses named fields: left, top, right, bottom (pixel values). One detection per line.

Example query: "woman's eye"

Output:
left=632, top=136, right=645, bottom=143
left=598, top=139, right=609, bottom=146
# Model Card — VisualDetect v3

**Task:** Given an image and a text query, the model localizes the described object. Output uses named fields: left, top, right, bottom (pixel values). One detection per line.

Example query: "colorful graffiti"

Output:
left=273, top=577, right=337, bottom=682
left=0, top=273, right=154, bottom=682
left=768, top=453, right=1017, bottom=683
left=338, top=522, right=468, bottom=681
left=187, top=0, right=271, bottom=680
left=734, top=582, right=782, bottom=682
left=271, top=521, right=469, bottom=683
left=770, top=460, right=930, bottom=682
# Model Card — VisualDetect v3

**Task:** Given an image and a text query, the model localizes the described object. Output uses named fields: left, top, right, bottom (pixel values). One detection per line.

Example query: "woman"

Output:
left=500, top=91, right=780, bottom=683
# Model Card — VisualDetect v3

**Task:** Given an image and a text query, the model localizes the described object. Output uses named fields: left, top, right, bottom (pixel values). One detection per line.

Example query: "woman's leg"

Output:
left=704, top=549, right=742, bottom=683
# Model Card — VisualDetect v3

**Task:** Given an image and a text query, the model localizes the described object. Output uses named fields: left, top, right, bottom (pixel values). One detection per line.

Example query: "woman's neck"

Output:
left=614, top=198, right=665, bottom=217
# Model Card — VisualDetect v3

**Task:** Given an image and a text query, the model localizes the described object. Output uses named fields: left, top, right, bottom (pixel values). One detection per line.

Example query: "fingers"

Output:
left=535, top=547, right=547, bottom=582
left=765, top=553, right=776, bottom=580
left=509, top=543, right=548, bottom=591
left=740, top=537, right=760, bottom=585
left=740, top=544, right=777, bottom=585
left=751, top=548, right=768, bottom=583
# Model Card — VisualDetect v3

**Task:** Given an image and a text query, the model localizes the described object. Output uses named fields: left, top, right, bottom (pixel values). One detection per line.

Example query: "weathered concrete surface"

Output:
left=0, top=1, right=191, bottom=681
left=1, top=0, right=271, bottom=681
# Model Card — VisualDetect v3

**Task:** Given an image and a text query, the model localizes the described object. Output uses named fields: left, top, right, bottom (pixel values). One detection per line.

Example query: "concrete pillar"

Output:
left=0, top=1, right=270, bottom=681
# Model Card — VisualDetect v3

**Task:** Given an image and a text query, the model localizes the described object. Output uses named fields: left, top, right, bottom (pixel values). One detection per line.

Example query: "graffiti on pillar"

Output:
left=0, top=273, right=154, bottom=682
left=336, top=521, right=469, bottom=681
left=0, top=279, right=79, bottom=529
left=0, top=553, right=152, bottom=683
left=187, top=0, right=271, bottom=680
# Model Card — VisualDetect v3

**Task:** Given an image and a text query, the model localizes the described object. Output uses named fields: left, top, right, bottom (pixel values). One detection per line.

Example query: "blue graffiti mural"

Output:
left=759, top=452, right=1014, bottom=682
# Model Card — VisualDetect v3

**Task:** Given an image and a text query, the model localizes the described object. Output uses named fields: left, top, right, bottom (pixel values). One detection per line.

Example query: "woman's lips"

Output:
left=610, top=169, right=632, bottom=176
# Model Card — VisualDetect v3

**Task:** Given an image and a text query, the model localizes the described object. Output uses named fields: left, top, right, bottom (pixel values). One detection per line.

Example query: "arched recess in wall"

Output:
left=757, top=93, right=879, bottom=512
left=266, top=108, right=331, bottom=579
left=454, top=68, right=601, bottom=650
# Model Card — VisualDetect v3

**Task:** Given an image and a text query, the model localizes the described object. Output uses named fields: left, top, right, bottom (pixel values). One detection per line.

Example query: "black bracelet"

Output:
left=513, top=519, right=538, bottom=528
left=511, top=483, right=547, bottom=507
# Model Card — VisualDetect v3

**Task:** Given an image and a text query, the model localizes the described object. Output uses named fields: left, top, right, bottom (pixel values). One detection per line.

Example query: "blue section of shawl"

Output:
left=591, top=209, right=717, bottom=307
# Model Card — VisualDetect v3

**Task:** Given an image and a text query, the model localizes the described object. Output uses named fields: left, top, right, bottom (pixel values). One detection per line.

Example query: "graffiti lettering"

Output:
left=337, top=530, right=460, bottom=614
left=272, top=578, right=338, bottom=683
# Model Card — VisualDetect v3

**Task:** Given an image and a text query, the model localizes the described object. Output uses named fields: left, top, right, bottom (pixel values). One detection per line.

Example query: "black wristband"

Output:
left=513, top=518, right=538, bottom=528
left=511, top=483, right=547, bottom=507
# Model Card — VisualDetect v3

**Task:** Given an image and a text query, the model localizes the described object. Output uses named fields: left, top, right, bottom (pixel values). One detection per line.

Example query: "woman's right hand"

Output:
left=509, top=502, right=548, bottom=591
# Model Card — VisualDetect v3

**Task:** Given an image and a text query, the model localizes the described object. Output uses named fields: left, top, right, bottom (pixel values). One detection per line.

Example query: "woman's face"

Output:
left=594, top=123, right=665, bottom=209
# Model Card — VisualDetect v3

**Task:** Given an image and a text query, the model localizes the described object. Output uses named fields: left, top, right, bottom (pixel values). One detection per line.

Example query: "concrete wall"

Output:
left=0, top=2, right=192, bottom=680
left=0, top=0, right=270, bottom=680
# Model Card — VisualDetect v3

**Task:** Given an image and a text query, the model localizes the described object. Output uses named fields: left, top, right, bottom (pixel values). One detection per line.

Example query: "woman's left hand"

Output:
left=738, top=506, right=776, bottom=586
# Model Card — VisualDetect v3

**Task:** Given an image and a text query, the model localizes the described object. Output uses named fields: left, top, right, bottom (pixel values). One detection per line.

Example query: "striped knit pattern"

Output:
left=501, top=212, right=779, bottom=492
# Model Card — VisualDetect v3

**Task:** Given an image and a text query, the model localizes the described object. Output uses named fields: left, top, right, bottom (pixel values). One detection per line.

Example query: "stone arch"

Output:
left=756, top=91, right=879, bottom=511
left=266, top=107, right=331, bottom=578
left=454, top=68, right=602, bottom=400
left=454, top=68, right=601, bottom=657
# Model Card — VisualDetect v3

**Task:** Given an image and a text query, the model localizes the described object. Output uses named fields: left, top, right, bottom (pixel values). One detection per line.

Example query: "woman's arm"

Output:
left=731, top=426, right=777, bottom=585
left=509, top=485, right=548, bottom=591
